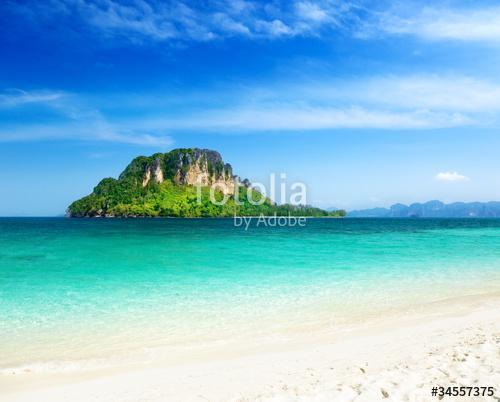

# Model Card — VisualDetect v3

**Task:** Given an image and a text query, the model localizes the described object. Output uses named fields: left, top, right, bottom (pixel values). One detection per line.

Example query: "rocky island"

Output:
left=349, top=200, right=500, bottom=218
left=68, top=148, right=346, bottom=218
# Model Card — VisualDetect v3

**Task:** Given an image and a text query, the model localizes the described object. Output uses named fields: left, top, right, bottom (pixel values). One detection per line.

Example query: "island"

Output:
left=349, top=200, right=500, bottom=218
left=68, top=148, right=346, bottom=218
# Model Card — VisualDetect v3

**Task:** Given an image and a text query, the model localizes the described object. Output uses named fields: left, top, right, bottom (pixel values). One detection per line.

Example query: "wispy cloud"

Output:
left=0, top=120, right=173, bottom=147
left=4, top=72, right=500, bottom=143
left=0, top=88, right=173, bottom=146
left=374, top=5, right=500, bottom=42
left=148, top=107, right=469, bottom=131
left=6, top=0, right=358, bottom=42
left=435, top=171, right=470, bottom=182
left=296, top=2, right=330, bottom=23
left=298, top=75, right=500, bottom=113
left=0, top=89, right=66, bottom=107
left=130, top=74, right=500, bottom=131
left=7, top=1, right=500, bottom=44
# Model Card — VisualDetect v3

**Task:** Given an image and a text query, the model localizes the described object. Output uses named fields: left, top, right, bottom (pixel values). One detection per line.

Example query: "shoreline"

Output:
left=2, top=291, right=499, bottom=401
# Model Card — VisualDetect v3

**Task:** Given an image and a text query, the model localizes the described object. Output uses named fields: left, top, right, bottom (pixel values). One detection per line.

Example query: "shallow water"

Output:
left=1, top=218, right=499, bottom=369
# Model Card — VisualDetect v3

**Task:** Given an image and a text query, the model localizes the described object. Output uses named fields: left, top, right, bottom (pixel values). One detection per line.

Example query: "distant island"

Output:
left=68, top=148, right=346, bottom=218
left=349, top=200, right=500, bottom=218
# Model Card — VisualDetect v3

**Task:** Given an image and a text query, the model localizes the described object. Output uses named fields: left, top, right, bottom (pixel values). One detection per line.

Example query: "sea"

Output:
left=1, top=217, right=499, bottom=371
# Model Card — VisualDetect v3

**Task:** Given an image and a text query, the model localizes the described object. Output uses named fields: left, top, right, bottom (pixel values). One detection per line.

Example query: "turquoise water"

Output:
left=1, top=218, right=500, bottom=370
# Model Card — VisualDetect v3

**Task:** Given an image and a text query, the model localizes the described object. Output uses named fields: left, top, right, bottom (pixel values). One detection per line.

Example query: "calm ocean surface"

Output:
left=1, top=218, right=500, bottom=370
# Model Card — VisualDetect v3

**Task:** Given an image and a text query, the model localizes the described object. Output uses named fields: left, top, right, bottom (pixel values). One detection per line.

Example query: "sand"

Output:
left=1, top=293, right=499, bottom=402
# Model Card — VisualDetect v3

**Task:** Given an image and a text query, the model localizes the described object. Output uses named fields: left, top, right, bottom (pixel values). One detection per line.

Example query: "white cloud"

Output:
left=11, top=0, right=354, bottom=42
left=9, top=1, right=500, bottom=44
left=435, top=171, right=470, bottom=182
left=377, top=6, right=500, bottom=42
left=140, top=73, right=499, bottom=131
left=299, top=75, right=500, bottom=113
left=150, top=106, right=469, bottom=131
left=255, top=19, right=293, bottom=37
left=213, top=13, right=251, bottom=35
left=78, top=0, right=292, bottom=41
left=0, top=121, right=173, bottom=147
left=5, top=72, right=500, bottom=143
left=77, top=2, right=500, bottom=44
left=0, top=89, right=66, bottom=107
left=295, top=2, right=329, bottom=22
left=0, top=87, right=173, bottom=146
left=82, top=0, right=178, bottom=40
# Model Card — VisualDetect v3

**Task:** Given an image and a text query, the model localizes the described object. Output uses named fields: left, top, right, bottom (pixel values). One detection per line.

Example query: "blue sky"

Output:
left=1, top=0, right=500, bottom=215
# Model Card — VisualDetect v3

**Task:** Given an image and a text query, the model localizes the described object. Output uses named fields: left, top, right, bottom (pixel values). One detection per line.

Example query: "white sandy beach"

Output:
left=1, top=293, right=499, bottom=402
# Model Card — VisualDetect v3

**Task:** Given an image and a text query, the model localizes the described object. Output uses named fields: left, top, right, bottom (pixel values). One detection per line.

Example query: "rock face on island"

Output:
left=125, top=148, right=237, bottom=195
left=68, top=148, right=346, bottom=218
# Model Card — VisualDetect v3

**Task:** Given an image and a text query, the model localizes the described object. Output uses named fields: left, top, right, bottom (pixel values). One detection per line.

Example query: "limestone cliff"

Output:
left=138, top=149, right=238, bottom=195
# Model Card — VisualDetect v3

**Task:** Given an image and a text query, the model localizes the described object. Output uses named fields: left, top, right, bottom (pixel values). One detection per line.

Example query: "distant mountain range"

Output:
left=349, top=200, right=500, bottom=218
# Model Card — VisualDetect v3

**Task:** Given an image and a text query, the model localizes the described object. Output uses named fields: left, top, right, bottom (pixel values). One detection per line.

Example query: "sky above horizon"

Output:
left=1, top=0, right=500, bottom=216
